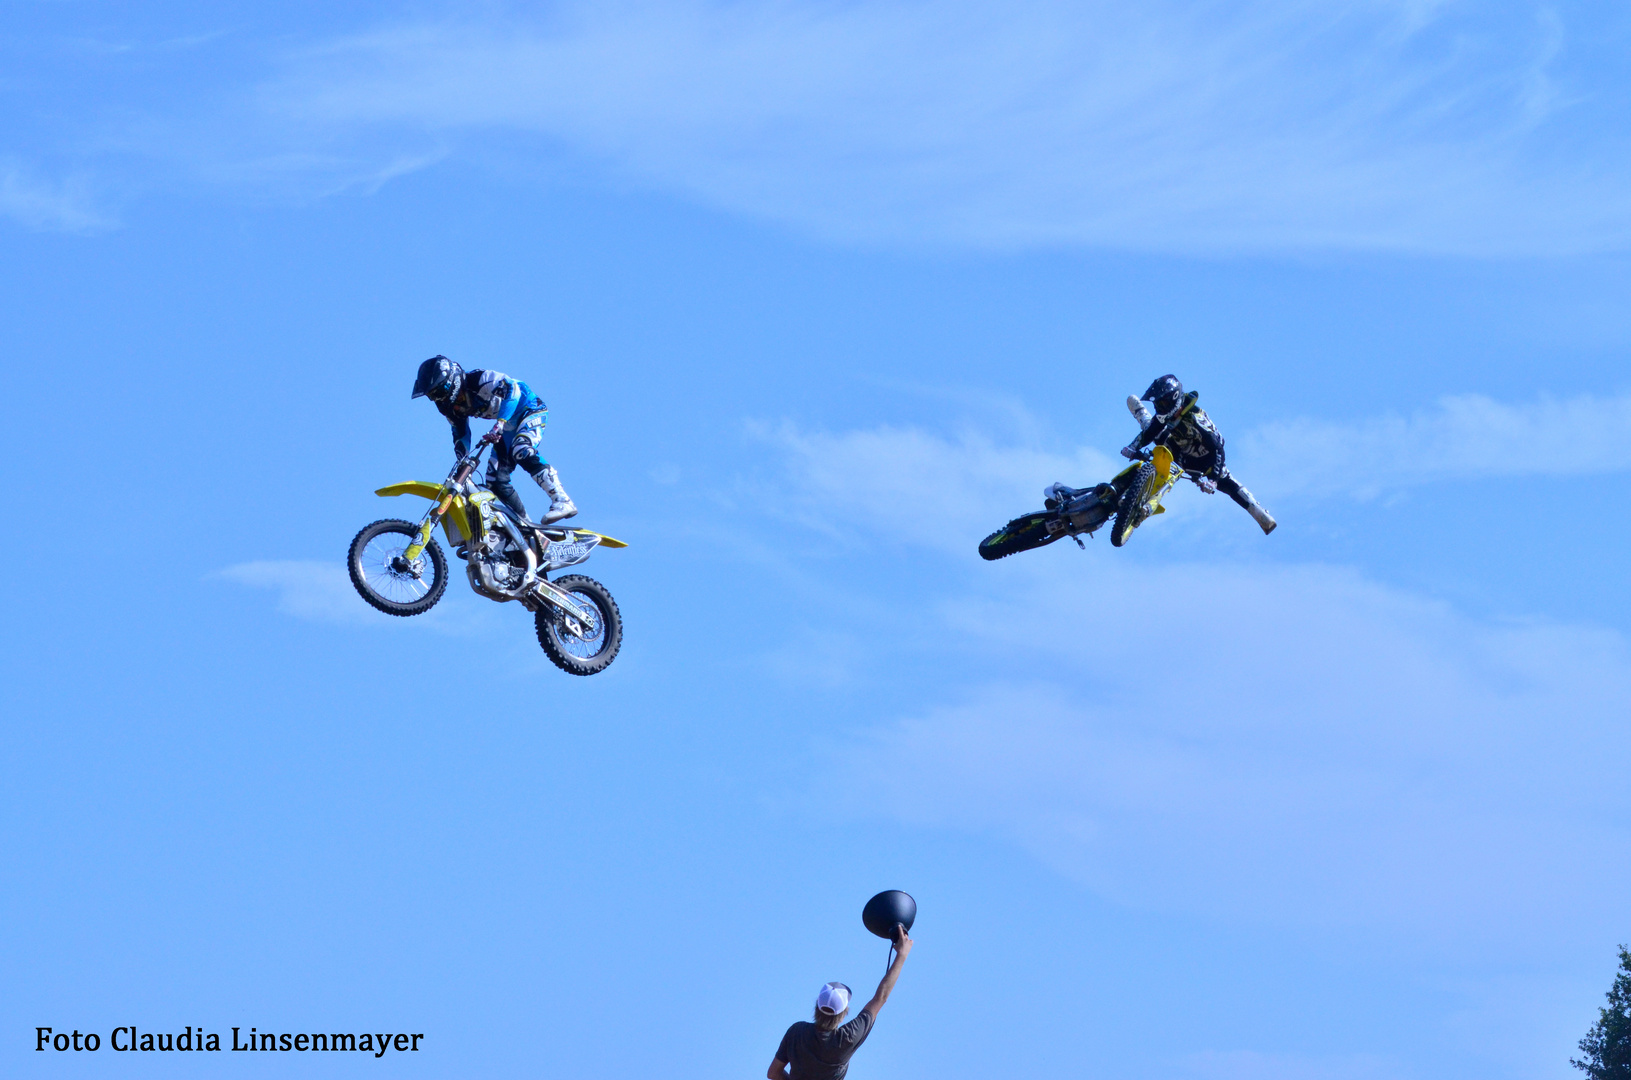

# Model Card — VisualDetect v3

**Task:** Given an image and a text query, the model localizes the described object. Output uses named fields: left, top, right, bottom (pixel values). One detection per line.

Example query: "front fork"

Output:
left=403, top=456, right=479, bottom=562
left=403, top=494, right=454, bottom=561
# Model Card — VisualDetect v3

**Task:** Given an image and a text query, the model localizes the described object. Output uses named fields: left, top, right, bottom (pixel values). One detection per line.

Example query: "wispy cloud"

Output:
left=749, top=419, right=1120, bottom=550
left=0, top=162, right=113, bottom=233
left=214, top=560, right=378, bottom=625
left=748, top=416, right=1631, bottom=954
left=195, top=147, right=450, bottom=201
left=1246, top=392, right=1631, bottom=498
left=836, top=559, right=1631, bottom=946
left=755, top=390, right=1631, bottom=543
left=215, top=559, right=496, bottom=634
left=252, top=0, right=1631, bottom=254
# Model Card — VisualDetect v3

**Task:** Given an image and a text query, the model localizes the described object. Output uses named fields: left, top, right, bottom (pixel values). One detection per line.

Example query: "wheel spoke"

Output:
left=552, top=590, right=606, bottom=658
left=355, top=526, right=441, bottom=610
left=533, top=577, right=619, bottom=673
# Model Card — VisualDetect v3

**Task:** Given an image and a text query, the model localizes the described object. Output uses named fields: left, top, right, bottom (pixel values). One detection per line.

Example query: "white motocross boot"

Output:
left=532, top=464, right=578, bottom=524
left=1126, top=394, right=1154, bottom=429
left=1235, top=484, right=1277, bottom=534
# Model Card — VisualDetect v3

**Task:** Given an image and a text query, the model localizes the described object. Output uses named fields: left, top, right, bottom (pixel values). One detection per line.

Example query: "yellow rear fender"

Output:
left=538, top=527, right=628, bottom=549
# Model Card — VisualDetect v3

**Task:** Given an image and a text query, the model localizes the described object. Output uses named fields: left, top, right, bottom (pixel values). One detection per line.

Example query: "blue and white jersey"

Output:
left=436, top=369, right=545, bottom=456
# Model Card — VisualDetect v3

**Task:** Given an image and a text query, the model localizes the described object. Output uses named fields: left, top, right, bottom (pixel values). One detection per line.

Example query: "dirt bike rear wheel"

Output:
left=348, top=518, right=449, bottom=616
left=1110, top=463, right=1156, bottom=548
left=536, top=574, right=623, bottom=676
left=978, top=512, right=1060, bottom=561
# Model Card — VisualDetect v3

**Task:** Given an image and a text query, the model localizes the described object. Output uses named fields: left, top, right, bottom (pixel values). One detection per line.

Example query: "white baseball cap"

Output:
left=816, top=982, right=851, bottom=1015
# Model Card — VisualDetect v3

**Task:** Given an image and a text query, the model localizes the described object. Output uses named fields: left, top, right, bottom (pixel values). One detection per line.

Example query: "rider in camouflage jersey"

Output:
left=412, top=355, right=577, bottom=524
left=1122, top=374, right=1276, bottom=534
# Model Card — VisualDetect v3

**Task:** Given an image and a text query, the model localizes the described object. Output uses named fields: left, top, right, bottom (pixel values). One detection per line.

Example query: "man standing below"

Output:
left=769, top=926, right=912, bottom=1080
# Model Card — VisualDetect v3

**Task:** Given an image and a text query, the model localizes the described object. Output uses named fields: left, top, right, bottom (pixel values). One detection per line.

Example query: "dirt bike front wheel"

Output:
left=348, top=518, right=449, bottom=616
left=978, top=512, right=1060, bottom=561
left=536, top=574, right=623, bottom=676
left=1110, top=462, right=1156, bottom=548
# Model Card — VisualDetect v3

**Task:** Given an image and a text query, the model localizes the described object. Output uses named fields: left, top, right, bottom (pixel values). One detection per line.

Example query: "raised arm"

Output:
left=860, top=924, right=913, bottom=1023
left=436, top=399, right=474, bottom=459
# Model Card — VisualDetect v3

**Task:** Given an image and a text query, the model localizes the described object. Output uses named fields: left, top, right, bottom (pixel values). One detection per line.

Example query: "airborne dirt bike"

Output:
left=978, top=443, right=1210, bottom=560
left=347, top=423, right=626, bottom=675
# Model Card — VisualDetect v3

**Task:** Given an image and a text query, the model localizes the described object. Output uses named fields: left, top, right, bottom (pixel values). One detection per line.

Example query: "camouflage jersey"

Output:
left=1130, top=391, right=1227, bottom=475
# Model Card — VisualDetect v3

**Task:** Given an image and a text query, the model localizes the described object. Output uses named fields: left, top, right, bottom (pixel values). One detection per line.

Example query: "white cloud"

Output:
left=0, top=162, right=113, bottom=233
left=749, top=419, right=1121, bottom=550
left=1245, top=392, right=1631, bottom=498
left=757, top=415, right=1631, bottom=955
left=256, top=1, right=1631, bottom=254
left=840, top=559, right=1631, bottom=948
left=215, top=560, right=379, bottom=625
left=755, top=390, right=1631, bottom=541
left=216, top=559, right=499, bottom=634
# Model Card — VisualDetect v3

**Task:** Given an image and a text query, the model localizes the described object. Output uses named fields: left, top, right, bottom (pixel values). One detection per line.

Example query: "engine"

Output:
left=466, top=534, right=535, bottom=602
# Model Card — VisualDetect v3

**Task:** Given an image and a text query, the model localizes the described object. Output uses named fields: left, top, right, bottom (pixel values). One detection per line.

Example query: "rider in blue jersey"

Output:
left=412, top=355, right=577, bottom=524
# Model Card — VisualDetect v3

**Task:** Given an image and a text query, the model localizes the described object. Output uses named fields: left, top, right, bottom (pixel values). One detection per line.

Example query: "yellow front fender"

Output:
left=375, top=481, right=445, bottom=501
left=375, top=484, right=628, bottom=550
left=1152, top=445, right=1175, bottom=481
left=375, top=481, right=474, bottom=545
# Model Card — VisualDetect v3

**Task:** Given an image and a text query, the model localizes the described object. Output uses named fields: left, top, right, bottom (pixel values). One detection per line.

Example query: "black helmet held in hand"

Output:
left=863, top=890, right=917, bottom=939
left=412, top=355, right=464, bottom=403
left=1141, top=374, right=1185, bottom=419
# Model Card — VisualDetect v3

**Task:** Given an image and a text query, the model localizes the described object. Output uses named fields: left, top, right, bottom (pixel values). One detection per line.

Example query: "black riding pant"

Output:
left=484, top=408, right=549, bottom=518
left=1167, top=447, right=1255, bottom=511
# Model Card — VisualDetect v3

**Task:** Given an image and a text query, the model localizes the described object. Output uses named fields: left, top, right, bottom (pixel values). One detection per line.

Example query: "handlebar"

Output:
left=446, top=423, right=506, bottom=489
left=1124, top=446, right=1214, bottom=491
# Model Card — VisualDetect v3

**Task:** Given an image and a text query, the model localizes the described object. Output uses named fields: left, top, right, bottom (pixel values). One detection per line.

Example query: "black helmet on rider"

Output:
left=1142, top=374, right=1185, bottom=420
left=412, top=355, right=464, bottom=403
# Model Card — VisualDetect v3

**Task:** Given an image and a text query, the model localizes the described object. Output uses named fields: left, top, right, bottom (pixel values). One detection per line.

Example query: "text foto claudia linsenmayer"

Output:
left=36, top=1027, right=424, bottom=1056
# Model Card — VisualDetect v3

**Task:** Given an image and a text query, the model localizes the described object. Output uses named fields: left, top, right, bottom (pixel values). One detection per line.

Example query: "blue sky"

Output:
left=4, top=3, right=1629, bottom=1078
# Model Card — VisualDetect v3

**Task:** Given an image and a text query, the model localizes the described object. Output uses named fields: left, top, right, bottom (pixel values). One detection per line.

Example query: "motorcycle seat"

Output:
left=494, top=502, right=584, bottom=541
left=522, top=519, right=574, bottom=540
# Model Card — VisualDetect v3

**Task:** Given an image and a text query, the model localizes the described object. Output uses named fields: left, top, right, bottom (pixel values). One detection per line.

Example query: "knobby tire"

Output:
left=535, top=574, right=624, bottom=676
left=347, top=518, right=449, bottom=616
left=1110, top=463, right=1156, bottom=548
left=978, top=512, right=1060, bottom=561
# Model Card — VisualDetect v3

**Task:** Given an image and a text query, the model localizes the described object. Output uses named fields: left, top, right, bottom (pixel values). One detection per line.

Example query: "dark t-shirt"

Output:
left=776, top=1012, right=875, bottom=1080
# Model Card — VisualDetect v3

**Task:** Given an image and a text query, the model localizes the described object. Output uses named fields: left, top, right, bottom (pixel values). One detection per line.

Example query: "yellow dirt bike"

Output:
left=1104, top=443, right=1188, bottom=546
left=978, top=444, right=1192, bottom=558
left=347, top=424, right=627, bottom=675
